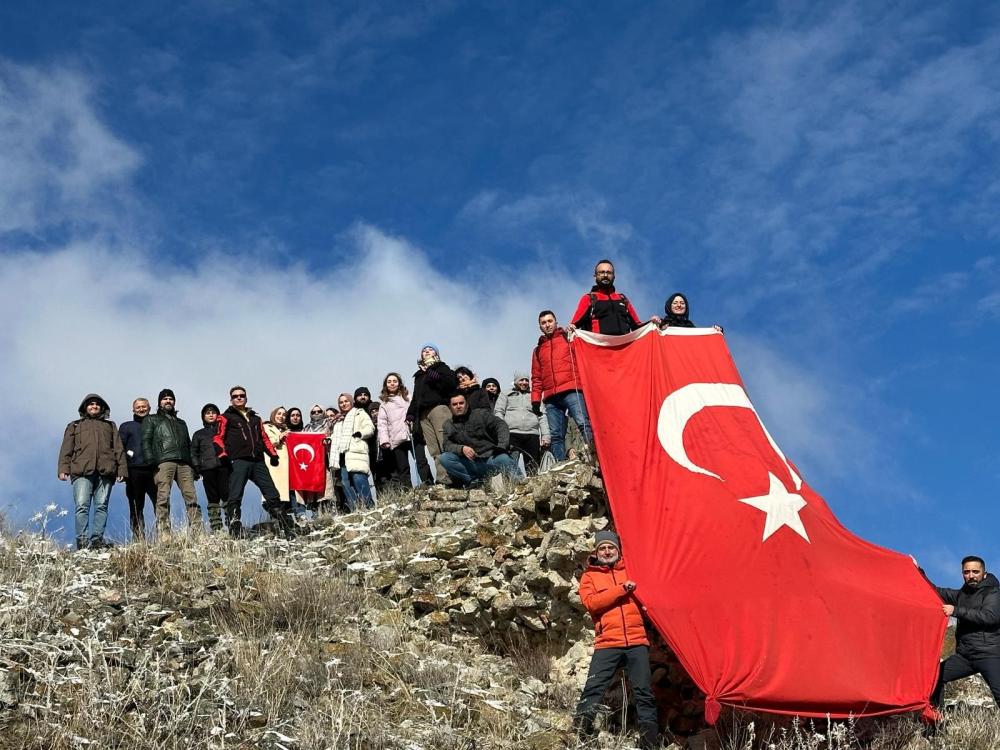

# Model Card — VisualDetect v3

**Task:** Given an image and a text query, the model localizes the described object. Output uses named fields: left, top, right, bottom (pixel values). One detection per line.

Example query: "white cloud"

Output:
left=0, top=61, right=141, bottom=234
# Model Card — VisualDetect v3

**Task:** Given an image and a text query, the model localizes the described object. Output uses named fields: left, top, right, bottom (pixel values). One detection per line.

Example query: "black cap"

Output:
left=158, top=388, right=176, bottom=402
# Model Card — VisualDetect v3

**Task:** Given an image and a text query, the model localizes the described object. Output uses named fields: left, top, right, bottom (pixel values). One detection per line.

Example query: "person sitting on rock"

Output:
left=440, top=392, right=518, bottom=489
left=481, top=377, right=501, bottom=410
left=575, top=530, right=659, bottom=749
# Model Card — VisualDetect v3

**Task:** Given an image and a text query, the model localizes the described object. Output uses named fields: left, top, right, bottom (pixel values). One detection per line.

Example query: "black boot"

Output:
left=228, top=519, right=244, bottom=539
left=639, top=722, right=659, bottom=750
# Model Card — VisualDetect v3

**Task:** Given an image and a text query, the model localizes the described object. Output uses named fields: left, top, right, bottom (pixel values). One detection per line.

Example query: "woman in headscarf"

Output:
left=378, top=372, right=413, bottom=489
left=263, top=407, right=291, bottom=504
left=329, top=393, right=376, bottom=511
left=287, top=407, right=304, bottom=432
left=661, top=293, right=723, bottom=332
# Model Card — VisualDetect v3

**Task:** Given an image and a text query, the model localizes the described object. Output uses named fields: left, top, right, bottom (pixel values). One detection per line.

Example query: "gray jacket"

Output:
left=444, top=409, right=510, bottom=458
left=494, top=390, right=549, bottom=439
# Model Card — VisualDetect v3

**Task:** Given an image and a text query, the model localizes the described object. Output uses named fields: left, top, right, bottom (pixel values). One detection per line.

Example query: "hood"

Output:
left=78, top=393, right=110, bottom=419
left=966, top=572, right=1000, bottom=593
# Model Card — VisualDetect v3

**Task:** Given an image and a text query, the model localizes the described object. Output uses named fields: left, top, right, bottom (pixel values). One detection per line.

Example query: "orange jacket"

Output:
left=578, top=557, right=649, bottom=649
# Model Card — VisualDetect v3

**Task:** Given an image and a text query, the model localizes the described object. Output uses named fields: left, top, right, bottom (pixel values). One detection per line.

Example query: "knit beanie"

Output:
left=158, top=388, right=176, bottom=402
left=512, top=370, right=530, bottom=383
left=354, top=387, right=371, bottom=400
left=595, top=529, right=621, bottom=551
left=420, top=343, right=440, bottom=356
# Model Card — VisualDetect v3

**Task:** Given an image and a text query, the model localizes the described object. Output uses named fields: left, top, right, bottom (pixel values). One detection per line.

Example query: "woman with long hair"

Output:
left=377, top=372, right=413, bottom=489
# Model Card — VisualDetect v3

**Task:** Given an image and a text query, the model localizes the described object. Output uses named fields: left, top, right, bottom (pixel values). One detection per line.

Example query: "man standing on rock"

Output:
left=141, top=388, right=204, bottom=535
left=118, top=397, right=157, bottom=541
left=531, top=310, right=592, bottom=461
left=57, top=393, right=128, bottom=550
left=214, top=385, right=295, bottom=539
left=575, top=530, right=659, bottom=749
left=569, top=259, right=658, bottom=335
left=929, top=555, right=1000, bottom=707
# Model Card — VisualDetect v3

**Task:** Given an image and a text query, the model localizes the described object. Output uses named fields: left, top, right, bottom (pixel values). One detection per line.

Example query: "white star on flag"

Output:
left=738, top=472, right=810, bottom=542
left=299, top=463, right=308, bottom=470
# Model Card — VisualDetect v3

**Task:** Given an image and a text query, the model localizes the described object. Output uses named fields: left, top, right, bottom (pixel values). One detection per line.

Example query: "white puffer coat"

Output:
left=329, top=408, right=375, bottom=473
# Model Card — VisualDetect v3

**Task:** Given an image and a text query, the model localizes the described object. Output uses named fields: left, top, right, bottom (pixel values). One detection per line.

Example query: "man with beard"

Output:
left=58, top=393, right=127, bottom=550
left=929, top=556, right=1000, bottom=707
left=141, top=389, right=203, bottom=535
left=119, top=397, right=157, bottom=540
left=570, top=259, right=659, bottom=335
left=440, top=392, right=517, bottom=489
left=574, top=530, right=659, bottom=749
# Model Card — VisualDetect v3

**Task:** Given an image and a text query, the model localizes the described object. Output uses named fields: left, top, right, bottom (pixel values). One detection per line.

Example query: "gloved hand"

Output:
left=531, top=401, right=542, bottom=416
left=352, top=432, right=362, bottom=439
left=269, top=455, right=280, bottom=467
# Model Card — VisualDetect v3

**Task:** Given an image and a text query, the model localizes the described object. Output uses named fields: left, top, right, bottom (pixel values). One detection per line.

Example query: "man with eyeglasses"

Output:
left=213, top=385, right=295, bottom=539
left=141, top=388, right=203, bottom=535
left=570, top=259, right=658, bottom=336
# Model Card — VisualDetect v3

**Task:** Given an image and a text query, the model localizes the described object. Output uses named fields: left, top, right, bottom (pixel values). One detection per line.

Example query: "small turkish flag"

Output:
left=286, top=433, right=326, bottom=492
left=571, top=324, right=945, bottom=722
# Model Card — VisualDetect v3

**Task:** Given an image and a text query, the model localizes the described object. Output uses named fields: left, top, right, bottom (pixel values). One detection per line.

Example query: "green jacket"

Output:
left=141, top=410, right=193, bottom=465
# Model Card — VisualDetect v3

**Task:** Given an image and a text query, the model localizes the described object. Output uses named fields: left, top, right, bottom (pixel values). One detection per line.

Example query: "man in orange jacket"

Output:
left=575, top=529, right=659, bottom=748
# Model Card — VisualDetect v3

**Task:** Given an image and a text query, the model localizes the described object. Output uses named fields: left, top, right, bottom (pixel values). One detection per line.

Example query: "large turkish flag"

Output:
left=570, top=324, right=945, bottom=722
left=286, top=433, right=327, bottom=492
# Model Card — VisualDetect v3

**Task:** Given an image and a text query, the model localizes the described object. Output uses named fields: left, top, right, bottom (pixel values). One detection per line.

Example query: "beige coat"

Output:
left=263, top=422, right=290, bottom=501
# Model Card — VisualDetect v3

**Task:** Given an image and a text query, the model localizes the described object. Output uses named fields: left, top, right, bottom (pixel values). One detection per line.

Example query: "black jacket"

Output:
left=214, top=406, right=276, bottom=461
left=191, top=424, right=222, bottom=473
left=407, top=361, right=458, bottom=420
left=141, top=411, right=193, bottom=465
left=444, top=409, right=510, bottom=458
left=459, top=384, right=492, bottom=413
left=936, top=573, right=1000, bottom=660
left=119, top=417, right=150, bottom=467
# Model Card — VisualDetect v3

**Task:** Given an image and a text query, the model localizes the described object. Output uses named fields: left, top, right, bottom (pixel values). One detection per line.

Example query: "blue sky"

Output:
left=0, top=1, right=997, bottom=579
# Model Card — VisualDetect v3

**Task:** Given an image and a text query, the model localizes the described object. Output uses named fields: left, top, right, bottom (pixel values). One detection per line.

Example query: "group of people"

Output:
left=58, top=259, right=708, bottom=550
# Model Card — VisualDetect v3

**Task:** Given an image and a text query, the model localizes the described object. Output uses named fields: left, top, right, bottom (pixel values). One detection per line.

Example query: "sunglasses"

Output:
left=231, top=393, right=247, bottom=399
left=310, top=410, right=322, bottom=415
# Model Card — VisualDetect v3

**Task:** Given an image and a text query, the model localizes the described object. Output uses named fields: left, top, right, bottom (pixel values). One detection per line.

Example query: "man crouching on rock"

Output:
left=575, top=529, right=659, bottom=748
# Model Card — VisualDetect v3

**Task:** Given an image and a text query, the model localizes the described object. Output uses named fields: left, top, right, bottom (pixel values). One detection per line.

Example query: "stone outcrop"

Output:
left=0, top=460, right=710, bottom=748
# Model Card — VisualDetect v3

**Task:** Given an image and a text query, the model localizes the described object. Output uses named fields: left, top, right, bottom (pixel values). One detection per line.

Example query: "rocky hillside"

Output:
left=0, top=462, right=995, bottom=750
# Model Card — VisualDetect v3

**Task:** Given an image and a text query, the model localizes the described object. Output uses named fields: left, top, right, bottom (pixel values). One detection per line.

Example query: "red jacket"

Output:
left=578, top=557, right=649, bottom=649
left=531, top=328, right=580, bottom=403
left=571, top=288, right=643, bottom=335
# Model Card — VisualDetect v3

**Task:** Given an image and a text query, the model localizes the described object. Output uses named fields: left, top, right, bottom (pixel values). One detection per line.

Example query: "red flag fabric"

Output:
left=286, top=432, right=327, bottom=492
left=570, top=324, right=945, bottom=722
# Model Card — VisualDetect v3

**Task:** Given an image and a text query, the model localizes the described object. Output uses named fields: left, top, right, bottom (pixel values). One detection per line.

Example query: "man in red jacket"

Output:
left=575, top=529, right=659, bottom=748
left=570, top=259, right=659, bottom=335
left=531, top=310, right=592, bottom=461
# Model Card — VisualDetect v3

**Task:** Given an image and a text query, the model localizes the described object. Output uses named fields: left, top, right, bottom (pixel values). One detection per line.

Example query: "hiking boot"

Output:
left=228, top=520, right=244, bottom=539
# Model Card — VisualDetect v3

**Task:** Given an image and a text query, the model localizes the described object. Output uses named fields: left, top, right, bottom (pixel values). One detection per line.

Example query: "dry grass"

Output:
left=3, top=525, right=1000, bottom=750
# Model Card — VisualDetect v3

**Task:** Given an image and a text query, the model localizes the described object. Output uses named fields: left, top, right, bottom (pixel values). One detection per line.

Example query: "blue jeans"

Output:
left=544, top=390, right=592, bottom=460
left=72, top=473, right=113, bottom=546
left=439, top=451, right=517, bottom=488
left=340, top=467, right=374, bottom=511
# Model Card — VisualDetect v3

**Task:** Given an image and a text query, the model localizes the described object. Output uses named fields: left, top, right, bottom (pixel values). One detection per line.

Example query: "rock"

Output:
left=405, top=557, right=444, bottom=577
